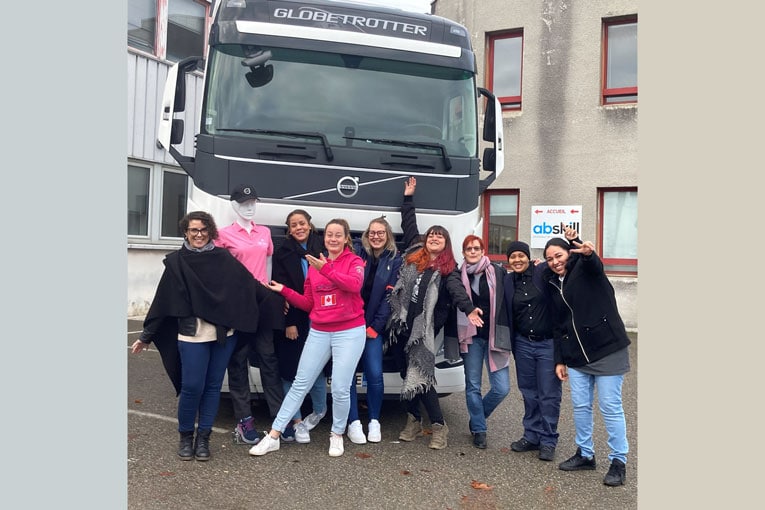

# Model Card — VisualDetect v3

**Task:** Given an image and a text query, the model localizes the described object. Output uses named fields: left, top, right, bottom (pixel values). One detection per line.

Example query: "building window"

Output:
left=598, top=188, right=637, bottom=274
left=483, top=191, right=519, bottom=261
left=487, top=31, right=523, bottom=110
left=128, top=162, right=188, bottom=243
left=166, top=0, right=208, bottom=62
left=602, top=16, right=637, bottom=105
left=128, top=0, right=157, bottom=54
left=128, top=0, right=209, bottom=61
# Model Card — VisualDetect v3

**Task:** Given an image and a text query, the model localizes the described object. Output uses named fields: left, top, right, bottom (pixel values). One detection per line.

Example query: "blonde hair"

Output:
left=361, top=216, right=397, bottom=255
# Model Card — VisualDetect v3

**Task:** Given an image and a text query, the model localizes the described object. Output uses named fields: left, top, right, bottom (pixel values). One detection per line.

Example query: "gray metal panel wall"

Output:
left=127, top=51, right=203, bottom=166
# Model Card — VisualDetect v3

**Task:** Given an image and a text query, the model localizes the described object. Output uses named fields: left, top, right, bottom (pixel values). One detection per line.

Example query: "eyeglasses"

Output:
left=464, top=246, right=483, bottom=252
left=187, top=228, right=209, bottom=236
left=368, top=230, right=387, bottom=238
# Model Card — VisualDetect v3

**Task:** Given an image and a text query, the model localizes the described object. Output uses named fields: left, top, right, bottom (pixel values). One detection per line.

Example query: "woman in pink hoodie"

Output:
left=250, top=218, right=366, bottom=458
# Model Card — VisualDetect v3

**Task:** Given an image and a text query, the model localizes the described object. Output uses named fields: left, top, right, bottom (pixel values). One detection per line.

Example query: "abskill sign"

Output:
left=530, top=206, right=582, bottom=249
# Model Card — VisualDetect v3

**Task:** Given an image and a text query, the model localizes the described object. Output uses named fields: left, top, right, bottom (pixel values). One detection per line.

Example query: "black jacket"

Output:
left=544, top=252, right=631, bottom=367
left=271, top=232, right=327, bottom=380
left=444, top=262, right=511, bottom=359
left=271, top=232, right=326, bottom=334
left=399, top=193, right=476, bottom=358
left=503, top=263, right=552, bottom=353
left=140, top=245, right=275, bottom=394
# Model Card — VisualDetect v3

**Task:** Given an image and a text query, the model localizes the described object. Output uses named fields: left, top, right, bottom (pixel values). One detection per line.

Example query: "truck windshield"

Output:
left=203, top=45, right=478, bottom=158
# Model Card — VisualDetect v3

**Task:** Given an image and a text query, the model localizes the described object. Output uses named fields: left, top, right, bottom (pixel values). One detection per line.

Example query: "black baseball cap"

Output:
left=230, top=184, right=259, bottom=203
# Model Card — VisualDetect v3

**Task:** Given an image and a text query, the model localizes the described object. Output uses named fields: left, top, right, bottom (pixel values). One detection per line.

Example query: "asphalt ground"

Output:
left=128, top=320, right=637, bottom=509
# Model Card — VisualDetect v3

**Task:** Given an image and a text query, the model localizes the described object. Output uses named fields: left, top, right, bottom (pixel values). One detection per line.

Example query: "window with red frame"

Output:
left=487, top=31, right=523, bottom=110
left=128, top=0, right=210, bottom=62
left=483, top=191, right=519, bottom=262
left=602, top=16, right=637, bottom=104
left=598, top=188, right=637, bottom=275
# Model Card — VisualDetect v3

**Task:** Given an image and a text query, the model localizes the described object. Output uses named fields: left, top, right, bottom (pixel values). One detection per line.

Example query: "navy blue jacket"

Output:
left=353, top=238, right=402, bottom=337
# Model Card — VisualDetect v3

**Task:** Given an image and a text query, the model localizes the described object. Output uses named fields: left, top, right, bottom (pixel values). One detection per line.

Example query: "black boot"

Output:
left=194, top=428, right=212, bottom=461
left=178, top=431, right=194, bottom=460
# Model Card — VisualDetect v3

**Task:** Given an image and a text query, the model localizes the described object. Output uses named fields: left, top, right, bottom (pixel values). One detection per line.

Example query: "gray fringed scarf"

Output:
left=386, top=263, right=442, bottom=400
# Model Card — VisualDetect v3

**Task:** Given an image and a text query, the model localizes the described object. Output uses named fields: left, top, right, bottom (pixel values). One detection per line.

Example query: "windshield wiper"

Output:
left=343, top=136, right=451, bottom=171
left=217, top=128, right=334, bottom=161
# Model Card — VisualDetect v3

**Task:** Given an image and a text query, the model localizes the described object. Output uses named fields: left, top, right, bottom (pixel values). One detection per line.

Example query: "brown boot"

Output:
left=398, top=413, right=422, bottom=441
left=429, top=422, right=448, bottom=450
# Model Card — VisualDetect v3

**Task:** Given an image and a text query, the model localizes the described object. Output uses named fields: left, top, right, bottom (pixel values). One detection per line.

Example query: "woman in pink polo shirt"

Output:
left=250, top=218, right=366, bottom=458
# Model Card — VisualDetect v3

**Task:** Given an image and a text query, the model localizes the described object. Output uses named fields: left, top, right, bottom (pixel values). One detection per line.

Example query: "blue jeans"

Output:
left=462, top=336, right=510, bottom=433
left=513, top=335, right=562, bottom=447
left=348, top=334, right=384, bottom=423
left=177, top=336, right=237, bottom=432
left=282, top=375, right=327, bottom=422
left=568, top=367, right=628, bottom=463
left=272, top=326, right=365, bottom=435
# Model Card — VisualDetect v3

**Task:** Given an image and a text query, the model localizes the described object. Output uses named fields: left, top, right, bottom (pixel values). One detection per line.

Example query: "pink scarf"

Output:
left=457, top=256, right=508, bottom=372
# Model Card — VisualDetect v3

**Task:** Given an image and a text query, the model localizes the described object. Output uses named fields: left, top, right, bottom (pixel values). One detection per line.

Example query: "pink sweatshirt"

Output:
left=280, top=247, right=366, bottom=332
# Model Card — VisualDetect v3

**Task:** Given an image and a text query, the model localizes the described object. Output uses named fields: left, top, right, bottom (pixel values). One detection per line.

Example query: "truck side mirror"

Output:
left=482, top=147, right=496, bottom=172
left=170, top=119, right=184, bottom=145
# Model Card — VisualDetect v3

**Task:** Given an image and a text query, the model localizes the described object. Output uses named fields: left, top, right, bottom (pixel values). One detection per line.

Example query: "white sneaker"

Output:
left=249, top=433, right=279, bottom=456
left=303, top=409, right=326, bottom=431
left=367, top=419, right=381, bottom=443
left=347, top=420, right=367, bottom=444
left=295, top=421, right=311, bottom=444
left=328, top=432, right=344, bottom=457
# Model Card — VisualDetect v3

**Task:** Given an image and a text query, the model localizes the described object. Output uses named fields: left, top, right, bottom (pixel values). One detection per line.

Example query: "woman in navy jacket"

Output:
left=345, top=216, right=402, bottom=444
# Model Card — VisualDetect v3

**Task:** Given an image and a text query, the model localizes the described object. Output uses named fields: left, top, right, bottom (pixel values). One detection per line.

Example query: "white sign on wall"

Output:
left=530, top=205, right=582, bottom=249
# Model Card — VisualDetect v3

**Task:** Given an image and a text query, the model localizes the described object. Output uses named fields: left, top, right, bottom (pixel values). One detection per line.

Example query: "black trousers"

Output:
left=393, top=332, right=444, bottom=425
left=406, top=386, right=444, bottom=425
left=228, top=328, right=284, bottom=420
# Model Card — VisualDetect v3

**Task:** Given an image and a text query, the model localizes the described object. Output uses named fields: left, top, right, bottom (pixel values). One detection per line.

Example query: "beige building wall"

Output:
left=436, top=0, right=638, bottom=329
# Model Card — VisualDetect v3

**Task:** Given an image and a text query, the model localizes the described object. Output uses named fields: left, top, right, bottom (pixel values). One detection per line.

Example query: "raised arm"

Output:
left=401, top=176, right=421, bottom=249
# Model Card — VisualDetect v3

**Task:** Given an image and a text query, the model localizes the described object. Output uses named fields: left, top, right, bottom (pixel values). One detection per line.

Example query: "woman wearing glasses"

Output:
left=345, top=214, right=403, bottom=444
left=451, top=235, right=511, bottom=450
left=131, top=211, right=274, bottom=462
left=387, top=177, right=483, bottom=450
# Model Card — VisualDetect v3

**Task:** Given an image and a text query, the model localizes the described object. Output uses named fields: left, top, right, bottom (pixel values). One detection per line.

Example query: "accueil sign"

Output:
left=530, top=206, right=582, bottom=249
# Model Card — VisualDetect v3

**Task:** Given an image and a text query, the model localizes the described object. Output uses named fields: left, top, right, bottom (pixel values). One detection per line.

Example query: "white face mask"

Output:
left=232, top=199, right=257, bottom=221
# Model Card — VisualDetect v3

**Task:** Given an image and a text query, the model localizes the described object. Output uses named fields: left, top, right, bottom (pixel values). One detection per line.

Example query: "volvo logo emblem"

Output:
left=336, top=176, right=360, bottom=198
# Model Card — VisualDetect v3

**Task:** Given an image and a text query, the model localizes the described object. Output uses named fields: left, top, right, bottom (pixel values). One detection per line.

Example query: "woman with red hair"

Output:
left=452, top=234, right=511, bottom=450
left=387, top=177, right=483, bottom=450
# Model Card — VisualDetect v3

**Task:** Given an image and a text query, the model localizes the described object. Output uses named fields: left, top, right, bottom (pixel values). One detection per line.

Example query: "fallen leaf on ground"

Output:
left=355, top=452, right=372, bottom=459
left=400, top=470, right=411, bottom=475
left=470, top=480, right=493, bottom=490
left=134, top=399, right=143, bottom=404
left=158, top=471, right=175, bottom=477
